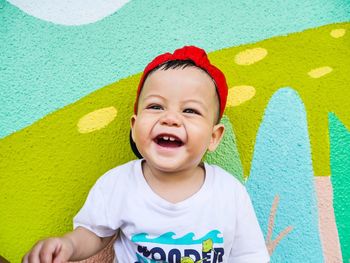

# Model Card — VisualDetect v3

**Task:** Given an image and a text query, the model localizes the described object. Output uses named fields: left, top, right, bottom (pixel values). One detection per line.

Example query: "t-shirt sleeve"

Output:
left=229, top=187, right=270, bottom=263
left=73, top=175, right=119, bottom=238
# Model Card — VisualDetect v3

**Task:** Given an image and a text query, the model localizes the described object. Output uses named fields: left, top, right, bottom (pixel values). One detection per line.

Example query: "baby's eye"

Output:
left=147, top=104, right=163, bottom=110
left=183, top=108, right=200, bottom=115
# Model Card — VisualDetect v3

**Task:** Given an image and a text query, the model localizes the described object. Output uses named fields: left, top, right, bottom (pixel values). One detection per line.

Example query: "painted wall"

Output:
left=1, top=1, right=349, bottom=262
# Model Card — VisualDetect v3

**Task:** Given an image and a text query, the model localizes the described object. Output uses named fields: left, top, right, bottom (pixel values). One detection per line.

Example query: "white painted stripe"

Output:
left=7, top=0, right=131, bottom=25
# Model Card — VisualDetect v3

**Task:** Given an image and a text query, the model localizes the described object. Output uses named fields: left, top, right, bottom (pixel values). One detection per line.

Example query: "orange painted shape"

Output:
left=314, top=176, right=343, bottom=262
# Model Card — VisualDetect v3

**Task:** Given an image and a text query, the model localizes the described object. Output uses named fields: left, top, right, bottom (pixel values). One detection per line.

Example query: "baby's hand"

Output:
left=22, top=237, right=74, bottom=263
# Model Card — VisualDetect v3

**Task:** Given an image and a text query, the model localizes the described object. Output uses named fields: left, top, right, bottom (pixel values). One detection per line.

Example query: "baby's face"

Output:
left=131, top=67, right=224, bottom=173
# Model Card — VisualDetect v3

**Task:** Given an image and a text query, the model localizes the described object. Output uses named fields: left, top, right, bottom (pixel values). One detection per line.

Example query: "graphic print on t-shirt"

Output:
left=131, top=230, right=224, bottom=263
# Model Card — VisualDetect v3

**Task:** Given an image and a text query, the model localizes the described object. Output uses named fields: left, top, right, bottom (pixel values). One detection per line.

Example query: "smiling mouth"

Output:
left=154, top=134, right=184, bottom=148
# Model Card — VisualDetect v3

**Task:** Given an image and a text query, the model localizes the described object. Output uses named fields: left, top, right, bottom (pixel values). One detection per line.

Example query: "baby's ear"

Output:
left=130, top=115, right=137, bottom=141
left=208, top=124, right=225, bottom=152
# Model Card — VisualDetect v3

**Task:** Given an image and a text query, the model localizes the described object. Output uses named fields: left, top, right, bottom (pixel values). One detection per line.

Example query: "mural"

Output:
left=1, top=0, right=349, bottom=262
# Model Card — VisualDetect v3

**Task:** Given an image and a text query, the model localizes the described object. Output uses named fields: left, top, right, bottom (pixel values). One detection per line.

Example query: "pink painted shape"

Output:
left=266, top=195, right=293, bottom=256
left=314, top=176, right=342, bottom=263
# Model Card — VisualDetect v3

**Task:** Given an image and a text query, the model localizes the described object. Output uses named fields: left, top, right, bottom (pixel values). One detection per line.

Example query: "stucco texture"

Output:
left=1, top=0, right=350, bottom=262
left=2, top=0, right=350, bottom=139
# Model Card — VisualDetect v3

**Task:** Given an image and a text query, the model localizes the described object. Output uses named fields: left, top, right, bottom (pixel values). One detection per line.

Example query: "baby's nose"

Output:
left=159, top=111, right=181, bottom=126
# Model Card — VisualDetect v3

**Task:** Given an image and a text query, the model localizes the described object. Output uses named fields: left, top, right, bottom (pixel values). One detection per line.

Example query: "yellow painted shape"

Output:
left=308, top=66, right=333, bottom=78
left=330, top=28, right=346, bottom=38
left=77, top=106, right=117, bottom=133
left=234, top=47, right=268, bottom=65
left=227, top=85, right=256, bottom=106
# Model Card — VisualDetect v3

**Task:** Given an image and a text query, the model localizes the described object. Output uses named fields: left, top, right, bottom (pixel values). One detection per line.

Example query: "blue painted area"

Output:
left=132, top=230, right=223, bottom=245
left=1, top=0, right=350, bottom=138
left=246, top=88, right=323, bottom=262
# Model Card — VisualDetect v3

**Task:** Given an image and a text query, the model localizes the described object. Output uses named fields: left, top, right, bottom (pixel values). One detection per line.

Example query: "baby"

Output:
left=23, top=46, right=270, bottom=263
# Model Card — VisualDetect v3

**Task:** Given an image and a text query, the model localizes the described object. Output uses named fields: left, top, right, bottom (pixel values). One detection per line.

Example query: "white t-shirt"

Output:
left=74, top=160, right=269, bottom=263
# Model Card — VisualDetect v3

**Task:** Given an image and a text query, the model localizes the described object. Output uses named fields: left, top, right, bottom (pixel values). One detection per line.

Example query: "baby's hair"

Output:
left=152, top=59, right=196, bottom=71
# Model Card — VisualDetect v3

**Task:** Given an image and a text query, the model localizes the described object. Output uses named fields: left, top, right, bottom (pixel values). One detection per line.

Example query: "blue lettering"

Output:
left=150, top=247, right=166, bottom=261
left=212, top=247, right=224, bottom=263
left=136, top=245, right=225, bottom=263
left=137, top=245, right=151, bottom=257
left=202, top=250, right=211, bottom=263
left=184, top=249, right=201, bottom=261
left=168, top=248, right=181, bottom=263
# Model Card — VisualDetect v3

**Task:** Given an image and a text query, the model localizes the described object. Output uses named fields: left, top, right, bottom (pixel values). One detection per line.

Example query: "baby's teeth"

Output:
left=163, top=136, right=169, bottom=140
left=169, top=137, right=175, bottom=141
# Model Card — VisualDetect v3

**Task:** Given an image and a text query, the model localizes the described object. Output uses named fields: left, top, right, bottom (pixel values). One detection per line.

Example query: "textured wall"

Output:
left=1, top=1, right=350, bottom=262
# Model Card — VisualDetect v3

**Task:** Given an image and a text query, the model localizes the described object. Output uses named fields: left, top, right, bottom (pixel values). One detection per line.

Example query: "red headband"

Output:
left=134, top=46, right=228, bottom=118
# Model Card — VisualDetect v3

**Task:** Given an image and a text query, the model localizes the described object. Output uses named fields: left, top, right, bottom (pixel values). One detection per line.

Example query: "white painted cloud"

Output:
left=7, top=0, right=131, bottom=25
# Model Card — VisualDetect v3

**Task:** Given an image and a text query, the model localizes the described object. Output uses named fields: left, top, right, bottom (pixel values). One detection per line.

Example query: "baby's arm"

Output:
left=22, top=226, right=113, bottom=263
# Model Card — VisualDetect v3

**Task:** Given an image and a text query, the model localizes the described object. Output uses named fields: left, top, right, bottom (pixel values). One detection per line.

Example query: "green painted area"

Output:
left=209, top=22, right=350, bottom=176
left=204, top=116, right=244, bottom=183
left=329, top=113, right=350, bottom=261
left=0, top=76, right=138, bottom=261
left=0, top=79, right=242, bottom=261
left=1, top=22, right=349, bottom=261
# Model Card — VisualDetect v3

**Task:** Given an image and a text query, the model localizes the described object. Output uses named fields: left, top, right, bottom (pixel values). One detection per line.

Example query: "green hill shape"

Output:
left=329, top=113, right=350, bottom=261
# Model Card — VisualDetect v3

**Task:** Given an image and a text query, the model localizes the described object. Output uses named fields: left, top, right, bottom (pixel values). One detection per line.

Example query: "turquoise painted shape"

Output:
left=329, top=113, right=350, bottom=261
left=246, top=88, right=323, bottom=262
left=204, top=115, right=244, bottom=183
left=132, top=230, right=223, bottom=245
left=2, top=0, right=350, bottom=138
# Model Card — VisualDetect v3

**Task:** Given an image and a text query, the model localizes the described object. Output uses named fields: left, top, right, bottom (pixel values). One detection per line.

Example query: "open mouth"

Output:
left=154, top=134, right=184, bottom=148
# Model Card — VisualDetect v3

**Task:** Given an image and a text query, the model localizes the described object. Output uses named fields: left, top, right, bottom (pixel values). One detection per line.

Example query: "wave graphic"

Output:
left=132, top=230, right=223, bottom=245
